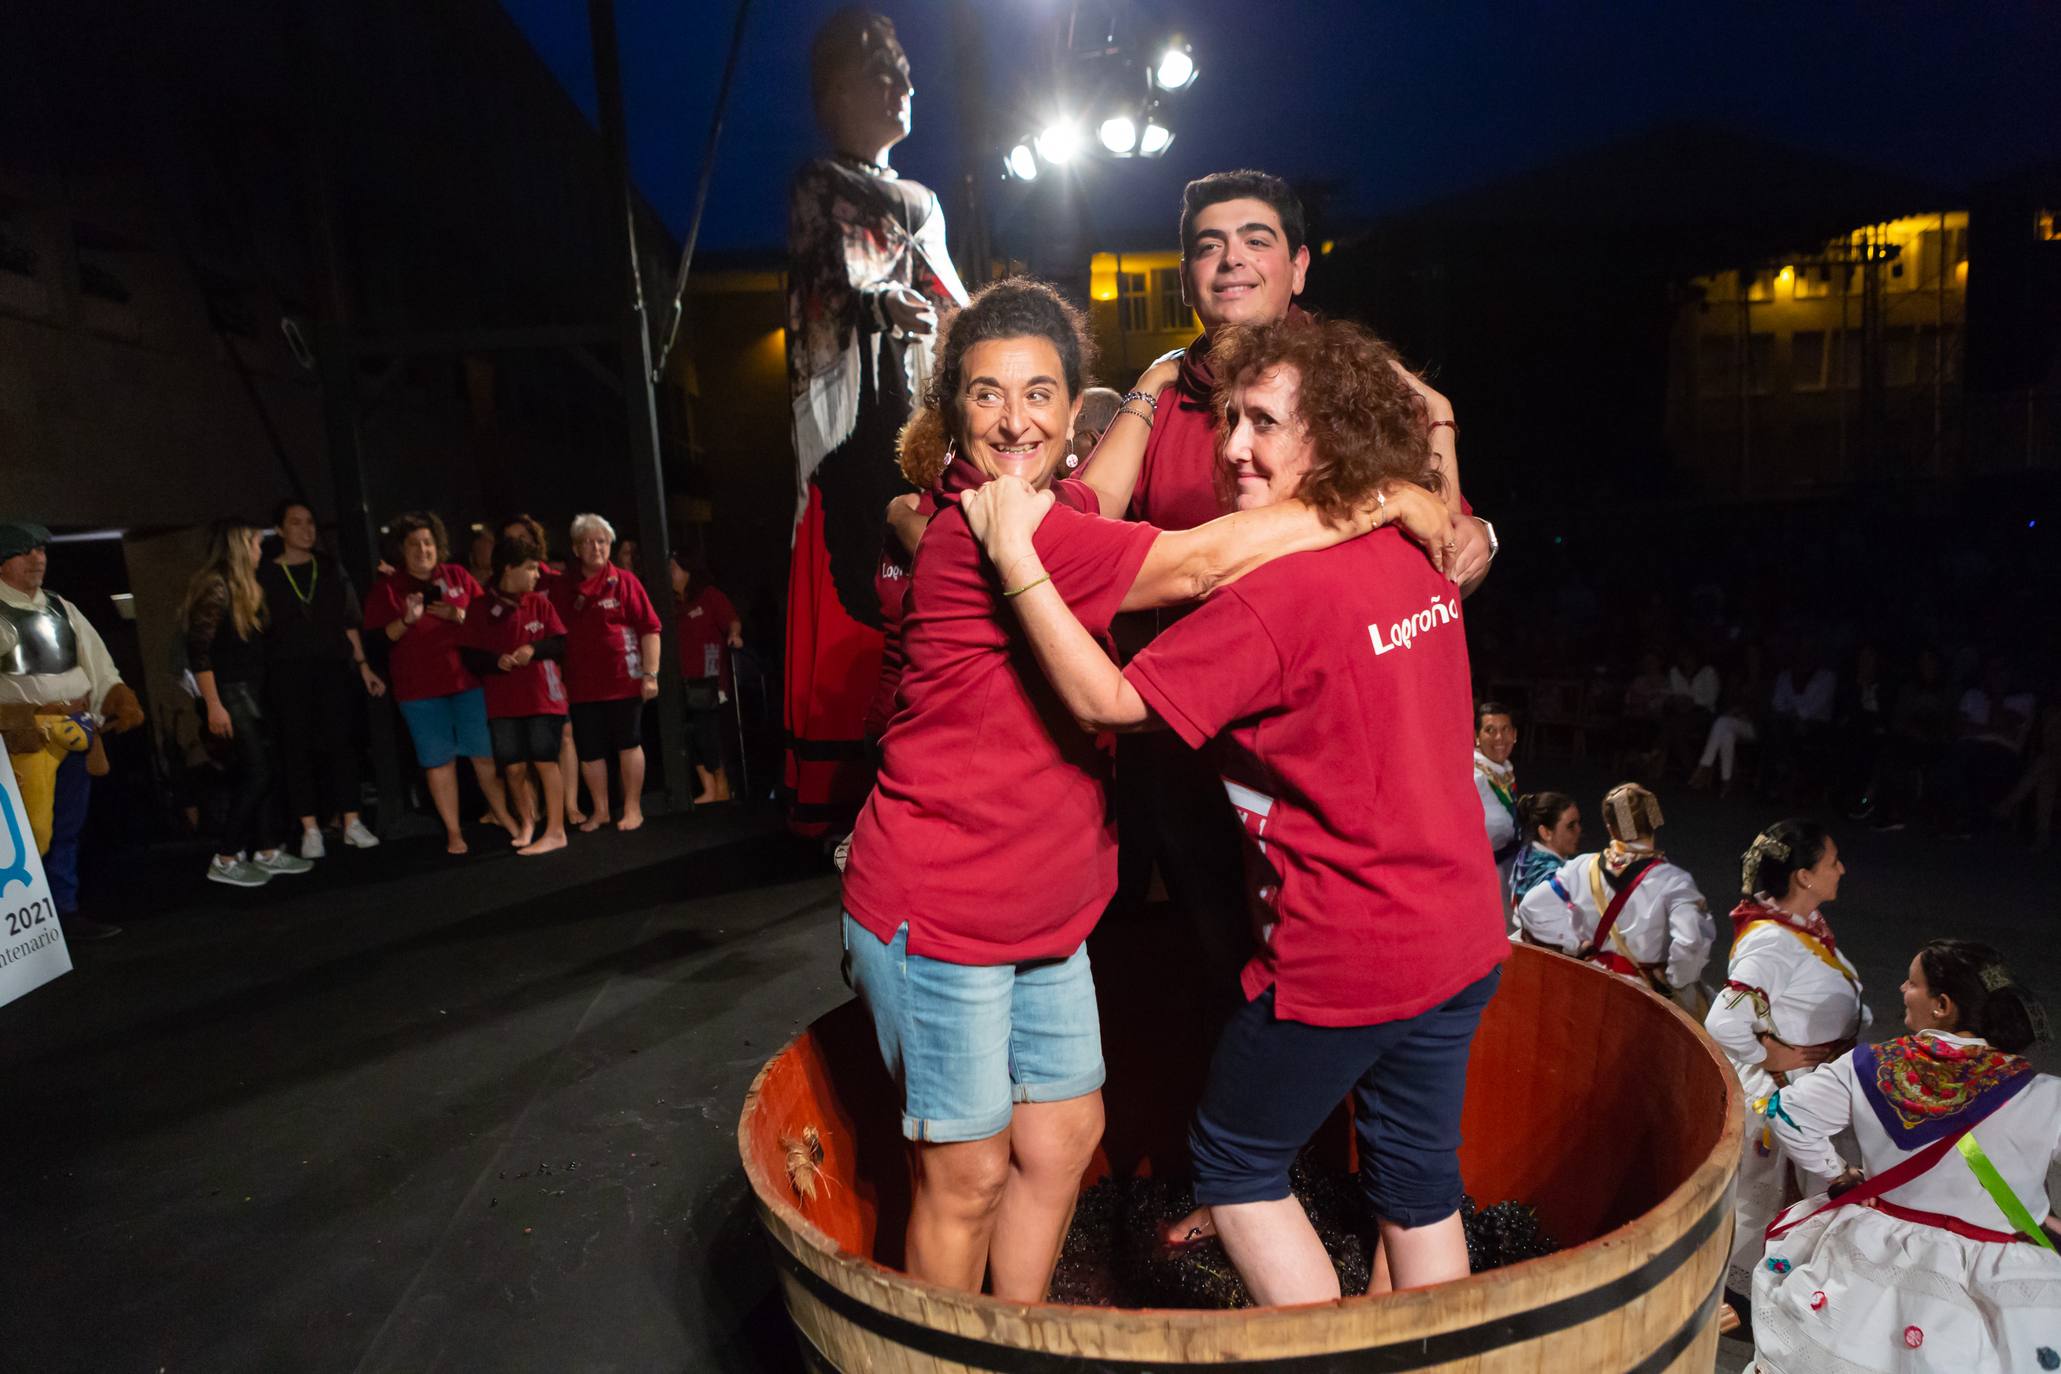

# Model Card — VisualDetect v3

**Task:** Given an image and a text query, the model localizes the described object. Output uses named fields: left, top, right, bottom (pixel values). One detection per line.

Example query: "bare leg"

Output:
left=987, top=1093, right=1104, bottom=1302
left=521, top=760, right=568, bottom=854
left=617, top=745, right=646, bottom=829
left=560, top=725, right=585, bottom=824
left=906, top=1132, right=1012, bottom=1294
left=1212, top=1197, right=1341, bottom=1306
left=1377, top=1212, right=1469, bottom=1290
left=504, top=762, right=536, bottom=847
left=424, top=762, right=466, bottom=854
left=692, top=764, right=717, bottom=805
left=579, top=759, right=610, bottom=831
left=1366, top=1235, right=1393, bottom=1294
left=469, top=756, right=518, bottom=837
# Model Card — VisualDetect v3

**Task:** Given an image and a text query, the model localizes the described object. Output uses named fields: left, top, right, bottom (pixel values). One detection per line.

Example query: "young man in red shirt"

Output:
left=1113, top=169, right=1497, bottom=979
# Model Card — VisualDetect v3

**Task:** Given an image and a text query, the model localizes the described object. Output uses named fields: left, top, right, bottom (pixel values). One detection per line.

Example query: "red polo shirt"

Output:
left=468, top=589, right=568, bottom=718
left=674, top=584, right=738, bottom=688
left=363, top=564, right=484, bottom=703
left=842, top=463, right=1159, bottom=965
left=550, top=567, right=663, bottom=704
left=1123, top=528, right=1508, bottom=1026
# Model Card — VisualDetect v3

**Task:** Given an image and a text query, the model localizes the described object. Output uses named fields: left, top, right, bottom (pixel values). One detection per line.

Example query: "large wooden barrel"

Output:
left=739, top=941, right=1741, bottom=1371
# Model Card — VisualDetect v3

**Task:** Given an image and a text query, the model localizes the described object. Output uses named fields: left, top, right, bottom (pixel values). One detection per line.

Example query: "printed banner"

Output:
left=0, top=759, right=71, bottom=1009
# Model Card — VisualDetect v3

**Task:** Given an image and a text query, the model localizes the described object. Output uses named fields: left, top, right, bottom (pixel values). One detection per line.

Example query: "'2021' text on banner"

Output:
left=0, top=757, right=71, bottom=1008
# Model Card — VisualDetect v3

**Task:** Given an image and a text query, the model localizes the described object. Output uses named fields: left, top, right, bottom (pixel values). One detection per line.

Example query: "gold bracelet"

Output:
left=1002, top=572, right=1052, bottom=598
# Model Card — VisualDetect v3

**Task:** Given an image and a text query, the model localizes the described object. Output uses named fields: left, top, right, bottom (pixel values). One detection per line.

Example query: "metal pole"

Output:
left=288, top=0, right=408, bottom=838
left=587, top=0, right=693, bottom=812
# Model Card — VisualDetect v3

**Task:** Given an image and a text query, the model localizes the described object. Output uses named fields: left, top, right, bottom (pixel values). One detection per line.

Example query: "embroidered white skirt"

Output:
left=1748, top=1193, right=2061, bottom=1373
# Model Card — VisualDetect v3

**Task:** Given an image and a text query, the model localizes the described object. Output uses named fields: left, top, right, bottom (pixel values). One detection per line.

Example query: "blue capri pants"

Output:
left=1189, top=966, right=1501, bottom=1227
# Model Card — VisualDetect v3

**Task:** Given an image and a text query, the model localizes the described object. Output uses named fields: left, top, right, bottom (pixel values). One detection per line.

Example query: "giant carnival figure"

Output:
left=783, top=6, right=966, bottom=837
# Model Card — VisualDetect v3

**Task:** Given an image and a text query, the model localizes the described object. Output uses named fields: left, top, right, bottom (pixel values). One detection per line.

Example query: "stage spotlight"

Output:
left=1098, top=116, right=1138, bottom=155
left=1153, top=44, right=1196, bottom=91
left=1035, top=120, right=1082, bottom=166
left=1006, top=142, right=1039, bottom=181
left=1139, top=121, right=1173, bottom=156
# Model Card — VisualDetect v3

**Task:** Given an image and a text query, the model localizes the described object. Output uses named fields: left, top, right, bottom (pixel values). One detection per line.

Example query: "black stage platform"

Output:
left=4, top=766, right=2054, bottom=1372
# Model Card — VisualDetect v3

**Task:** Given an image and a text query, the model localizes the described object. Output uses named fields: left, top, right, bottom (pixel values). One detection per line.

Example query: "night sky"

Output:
left=500, top=0, right=2061, bottom=254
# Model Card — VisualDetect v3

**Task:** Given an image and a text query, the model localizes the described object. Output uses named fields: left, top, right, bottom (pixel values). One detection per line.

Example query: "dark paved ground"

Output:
left=3, top=762, right=2053, bottom=1373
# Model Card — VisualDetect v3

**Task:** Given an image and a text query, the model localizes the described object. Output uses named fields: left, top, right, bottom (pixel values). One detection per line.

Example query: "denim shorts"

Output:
left=841, top=913, right=1105, bottom=1144
left=1189, top=966, right=1502, bottom=1226
left=397, top=688, right=493, bottom=769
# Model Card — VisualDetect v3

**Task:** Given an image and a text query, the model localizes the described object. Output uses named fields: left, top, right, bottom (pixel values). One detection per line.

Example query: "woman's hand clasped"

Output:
left=959, top=476, right=1054, bottom=577
left=1372, top=483, right=1461, bottom=580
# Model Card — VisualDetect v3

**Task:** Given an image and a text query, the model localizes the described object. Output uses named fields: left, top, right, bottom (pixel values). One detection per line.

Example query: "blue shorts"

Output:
left=397, top=688, right=493, bottom=769
left=1190, top=966, right=1501, bottom=1227
left=841, top=913, right=1105, bottom=1144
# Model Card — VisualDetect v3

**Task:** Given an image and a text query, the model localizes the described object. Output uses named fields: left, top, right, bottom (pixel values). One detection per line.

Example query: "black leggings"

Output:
left=217, top=681, right=277, bottom=856
left=268, top=658, right=362, bottom=821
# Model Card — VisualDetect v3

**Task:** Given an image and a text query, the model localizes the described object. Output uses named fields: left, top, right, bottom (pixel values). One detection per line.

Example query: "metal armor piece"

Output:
left=0, top=595, right=79, bottom=676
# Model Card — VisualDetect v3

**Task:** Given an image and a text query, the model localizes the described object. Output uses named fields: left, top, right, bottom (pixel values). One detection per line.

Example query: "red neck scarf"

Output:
left=1729, top=897, right=1838, bottom=955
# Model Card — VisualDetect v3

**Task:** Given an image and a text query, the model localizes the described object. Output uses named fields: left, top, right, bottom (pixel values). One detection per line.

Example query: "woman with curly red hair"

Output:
left=961, top=315, right=1509, bottom=1303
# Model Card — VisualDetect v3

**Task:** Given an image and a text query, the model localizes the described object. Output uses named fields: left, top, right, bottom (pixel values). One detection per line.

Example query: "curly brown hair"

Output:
left=1209, top=318, right=1439, bottom=524
left=911, top=277, right=1096, bottom=472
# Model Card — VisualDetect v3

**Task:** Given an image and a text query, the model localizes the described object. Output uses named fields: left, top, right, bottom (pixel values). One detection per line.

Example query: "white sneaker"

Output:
left=299, top=828, right=326, bottom=860
left=208, top=856, right=271, bottom=888
left=252, top=849, right=315, bottom=876
left=342, top=819, right=381, bottom=849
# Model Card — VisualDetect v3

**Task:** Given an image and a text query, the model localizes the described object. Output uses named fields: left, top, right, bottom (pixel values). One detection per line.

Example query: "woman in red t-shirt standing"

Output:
left=667, top=553, right=742, bottom=805
left=464, top=534, right=570, bottom=856
left=363, top=511, right=519, bottom=855
left=551, top=514, right=663, bottom=832
left=839, top=280, right=1458, bottom=1302
left=499, top=513, right=586, bottom=828
left=962, top=317, right=1508, bottom=1305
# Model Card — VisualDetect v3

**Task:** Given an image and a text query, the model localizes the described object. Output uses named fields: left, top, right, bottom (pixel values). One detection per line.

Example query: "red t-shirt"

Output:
left=674, top=585, right=738, bottom=688
left=467, top=589, right=568, bottom=718
left=550, top=566, right=663, bottom=704
left=363, top=564, right=484, bottom=703
left=864, top=491, right=937, bottom=742
left=1130, top=370, right=1224, bottom=532
left=842, top=464, right=1159, bottom=965
left=1124, top=529, right=1508, bottom=1027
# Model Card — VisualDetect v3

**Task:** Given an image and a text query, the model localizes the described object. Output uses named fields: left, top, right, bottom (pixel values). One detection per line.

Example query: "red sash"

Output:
left=1764, top=1079, right=2028, bottom=1244
left=1586, top=857, right=1659, bottom=961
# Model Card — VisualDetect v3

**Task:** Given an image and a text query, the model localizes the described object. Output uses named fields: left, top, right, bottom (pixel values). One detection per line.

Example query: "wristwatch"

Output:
left=1473, top=516, right=1499, bottom=559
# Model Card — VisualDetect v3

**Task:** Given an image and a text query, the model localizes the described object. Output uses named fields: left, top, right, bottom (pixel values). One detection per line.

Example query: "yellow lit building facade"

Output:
left=1667, top=212, right=1969, bottom=494
left=1086, top=249, right=1200, bottom=377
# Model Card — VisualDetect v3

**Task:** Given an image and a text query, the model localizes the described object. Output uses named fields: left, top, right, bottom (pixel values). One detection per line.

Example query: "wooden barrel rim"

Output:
left=738, top=948, right=1743, bottom=1371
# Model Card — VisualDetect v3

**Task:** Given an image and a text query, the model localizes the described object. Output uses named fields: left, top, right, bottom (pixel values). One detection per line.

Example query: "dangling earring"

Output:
left=1064, top=452, right=1080, bottom=470
left=944, top=441, right=958, bottom=465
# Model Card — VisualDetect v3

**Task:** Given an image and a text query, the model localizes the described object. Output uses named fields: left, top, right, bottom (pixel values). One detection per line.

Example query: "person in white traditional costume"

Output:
left=1746, top=939, right=2058, bottom=1374
left=1515, top=781, right=1714, bottom=1012
left=1706, top=819, right=1869, bottom=1331
left=1473, top=701, right=1520, bottom=887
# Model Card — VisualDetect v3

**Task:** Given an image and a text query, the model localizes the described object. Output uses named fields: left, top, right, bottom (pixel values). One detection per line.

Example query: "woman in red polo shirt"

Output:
left=551, top=513, right=663, bottom=832
left=667, top=554, right=742, bottom=805
left=839, top=280, right=1459, bottom=1302
left=499, top=512, right=586, bottom=828
left=464, top=534, right=570, bottom=856
left=961, top=316, right=1509, bottom=1305
left=363, top=511, right=519, bottom=855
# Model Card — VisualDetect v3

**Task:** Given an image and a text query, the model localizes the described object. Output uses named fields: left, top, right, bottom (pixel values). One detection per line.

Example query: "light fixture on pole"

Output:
left=1152, top=39, right=1196, bottom=91
left=1034, top=119, right=1083, bottom=166
left=1097, top=115, right=1138, bottom=155
left=1004, top=142, right=1040, bottom=181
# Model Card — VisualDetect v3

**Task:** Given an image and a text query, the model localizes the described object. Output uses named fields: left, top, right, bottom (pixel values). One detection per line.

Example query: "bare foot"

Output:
left=1160, top=1207, right=1216, bottom=1247
left=509, top=821, right=535, bottom=848
left=567, top=808, right=588, bottom=827
left=616, top=811, right=645, bottom=832
left=519, top=832, right=568, bottom=856
left=692, top=791, right=718, bottom=806
left=579, top=814, right=609, bottom=834
left=446, top=833, right=469, bottom=855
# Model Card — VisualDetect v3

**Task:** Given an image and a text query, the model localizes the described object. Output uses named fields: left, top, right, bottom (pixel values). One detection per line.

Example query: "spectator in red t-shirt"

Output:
left=668, top=553, right=742, bottom=805
left=838, top=279, right=1459, bottom=1303
left=961, top=316, right=1507, bottom=1306
left=363, top=512, right=519, bottom=855
left=463, top=535, right=570, bottom=856
left=551, top=513, right=663, bottom=832
left=500, top=512, right=585, bottom=826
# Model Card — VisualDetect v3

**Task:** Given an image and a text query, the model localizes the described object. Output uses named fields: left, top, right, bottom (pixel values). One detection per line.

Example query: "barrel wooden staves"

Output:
left=739, top=941, right=1742, bottom=1372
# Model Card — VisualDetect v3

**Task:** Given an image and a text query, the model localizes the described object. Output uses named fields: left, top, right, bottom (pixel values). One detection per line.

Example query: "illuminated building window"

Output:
left=1151, top=267, right=1187, bottom=331
left=1117, top=271, right=1148, bottom=331
left=1792, top=331, right=1830, bottom=391
left=1793, top=265, right=1832, bottom=300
